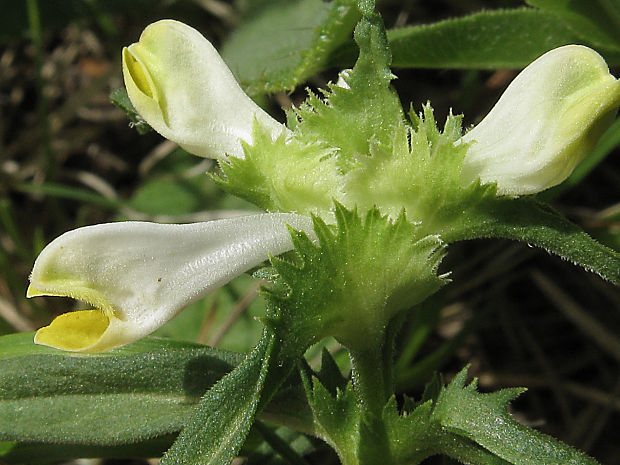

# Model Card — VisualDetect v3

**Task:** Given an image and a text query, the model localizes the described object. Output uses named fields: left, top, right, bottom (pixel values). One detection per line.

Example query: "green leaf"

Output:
left=383, top=392, right=513, bottom=464
left=16, top=182, right=124, bottom=210
left=388, top=8, right=584, bottom=69
left=161, top=330, right=299, bottom=465
left=527, top=0, right=620, bottom=52
left=129, top=178, right=202, bottom=215
left=432, top=367, right=601, bottom=465
left=300, top=370, right=359, bottom=464
left=221, top=0, right=360, bottom=96
left=341, top=105, right=491, bottom=225
left=333, top=8, right=587, bottom=70
left=215, top=10, right=405, bottom=218
left=384, top=367, right=598, bottom=464
left=443, top=197, right=620, bottom=285
left=0, top=333, right=240, bottom=444
left=0, top=333, right=311, bottom=452
left=0, top=437, right=174, bottom=464
left=213, top=122, right=341, bottom=217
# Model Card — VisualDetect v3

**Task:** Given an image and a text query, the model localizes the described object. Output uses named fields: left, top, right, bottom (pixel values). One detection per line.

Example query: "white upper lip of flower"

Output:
left=459, top=44, right=620, bottom=195
left=28, top=214, right=315, bottom=353
left=122, top=19, right=287, bottom=159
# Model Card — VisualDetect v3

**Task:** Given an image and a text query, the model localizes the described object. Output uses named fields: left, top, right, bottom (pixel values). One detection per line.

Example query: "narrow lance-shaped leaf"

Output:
left=0, top=332, right=314, bottom=448
left=331, top=8, right=594, bottom=70
left=443, top=196, right=620, bottom=285
left=160, top=328, right=304, bottom=465
left=432, top=367, right=601, bottom=465
left=0, top=334, right=240, bottom=444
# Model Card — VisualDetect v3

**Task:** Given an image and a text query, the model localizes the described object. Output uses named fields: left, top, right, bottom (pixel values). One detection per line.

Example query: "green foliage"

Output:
left=0, top=333, right=240, bottom=444
left=160, top=332, right=276, bottom=465
left=334, top=5, right=620, bottom=71
left=159, top=327, right=312, bottom=465
left=526, top=0, right=620, bottom=52
left=382, top=367, right=602, bottom=465
left=0, top=332, right=312, bottom=461
left=385, top=8, right=584, bottom=69
left=301, top=362, right=592, bottom=465
left=213, top=123, right=341, bottom=216
left=300, top=349, right=392, bottom=465
left=4, top=1, right=620, bottom=464
left=431, top=368, right=601, bottom=465
left=292, top=11, right=404, bottom=173
left=129, top=178, right=202, bottom=215
left=445, top=197, right=620, bottom=285
left=215, top=8, right=404, bottom=217
left=221, top=0, right=360, bottom=96
left=265, top=204, right=447, bottom=350
left=0, top=438, right=174, bottom=464
left=341, top=105, right=496, bottom=230
left=302, top=375, right=359, bottom=465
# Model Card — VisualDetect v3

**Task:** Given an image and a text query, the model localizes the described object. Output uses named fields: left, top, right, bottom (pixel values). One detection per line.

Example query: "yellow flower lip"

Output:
left=34, top=310, right=111, bottom=352
left=26, top=282, right=120, bottom=353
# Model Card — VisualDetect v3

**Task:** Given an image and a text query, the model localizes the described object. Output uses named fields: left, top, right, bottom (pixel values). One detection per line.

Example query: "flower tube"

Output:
left=122, top=19, right=285, bottom=159
left=28, top=214, right=314, bottom=353
left=460, top=45, right=620, bottom=195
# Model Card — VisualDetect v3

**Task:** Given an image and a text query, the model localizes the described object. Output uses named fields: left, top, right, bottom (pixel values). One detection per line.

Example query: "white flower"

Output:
left=460, top=45, right=620, bottom=195
left=122, top=19, right=285, bottom=159
left=28, top=214, right=314, bottom=353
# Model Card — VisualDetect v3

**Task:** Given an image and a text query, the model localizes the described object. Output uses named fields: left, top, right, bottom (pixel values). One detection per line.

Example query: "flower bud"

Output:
left=28, top=214, right=314, bottom=352
left=460, top=45, right=620, bottom=195
left=122, top=20, right=285, bottom=159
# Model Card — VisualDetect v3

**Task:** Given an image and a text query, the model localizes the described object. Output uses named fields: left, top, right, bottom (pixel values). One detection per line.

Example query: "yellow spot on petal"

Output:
left=123, top=47, right=154, bottom=99
left=34, top=310, right=110, bottom=351
left=26, top=285, right=44, bottom=298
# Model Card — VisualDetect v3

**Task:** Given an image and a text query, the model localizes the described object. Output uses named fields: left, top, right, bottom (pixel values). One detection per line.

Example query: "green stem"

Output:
left=347, top=340, right=395, bottom=465
left=349, top=345, right=389, bottom=415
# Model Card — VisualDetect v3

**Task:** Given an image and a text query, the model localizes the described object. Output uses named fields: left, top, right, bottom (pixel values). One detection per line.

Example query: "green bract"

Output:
left=264, top=204, right=448, bottom=351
